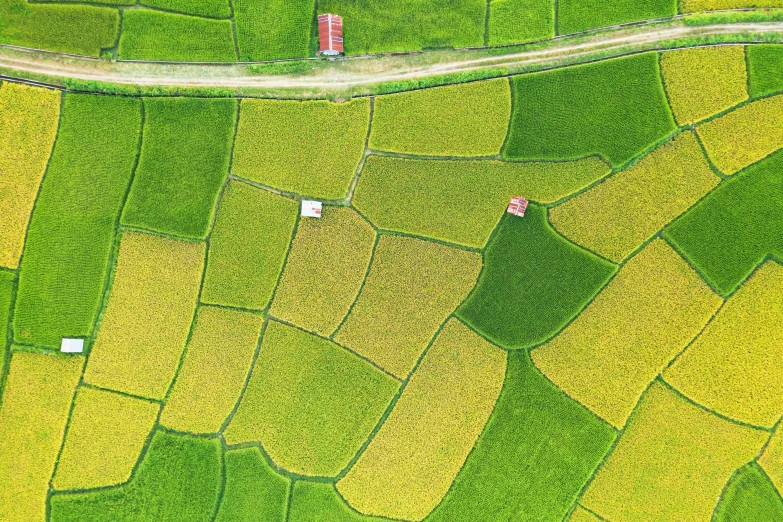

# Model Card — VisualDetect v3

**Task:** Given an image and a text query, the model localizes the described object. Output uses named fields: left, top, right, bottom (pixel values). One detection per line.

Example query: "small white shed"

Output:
left=301, top=200, right=322, bottom=218
left=61, top=338, right=84, bottom=353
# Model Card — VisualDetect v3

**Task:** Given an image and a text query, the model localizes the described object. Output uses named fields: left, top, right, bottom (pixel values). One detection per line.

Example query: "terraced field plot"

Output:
left=2, top=38, right=783, bottom=522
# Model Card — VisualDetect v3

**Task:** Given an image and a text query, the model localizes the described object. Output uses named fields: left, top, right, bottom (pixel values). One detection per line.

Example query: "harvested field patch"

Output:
left=334, top=235, right=482, bottom=379
left=713, top=462, right=783, bottom=522
left=558, top=0, right=675, bottom=34
left=235, top=0, right=315, bottom=61
left=748, top=45, right=783, bottom=98
left=50, top=430, right=221, bottom=522
left=696, top=93, right=783, bottom=174
left=232, top=99, right=369, bottom=199
left=663, top=147, right=783, bottom=295
left=84, top=232, right=204, bottom=400
left=427, top=350, right=616, bottom=521
left=580, top=381, right=767, bottom=522
left=457, top=206, right=616, bottom=349
left=0, top=352, right=83, bottom=521
left=549, top=131, right=718, bottom=262
left=532, top=239, right=722, bottom=429
left=14, top=94, right=141, bottom=349
left=289, top=481, right=388, bottom=522
left=338, top=319, right=506, bottom=521
left=140, top=0, right=230, bottom=18
left=504, top=53, right=676, bottom=167
left=118, top=10, right=236, bottom=61
left=201, top=180, right=298, bottom=310
left=270, top=207, right=375, bottom=335
left=122, top=97, right=236, bottom=239
left=369, top=79, right=510, bottom=157
left=0, top=82, right=60, bottom=269
left=353, top=155, right=609, bottom=248
left=488, top=0, right=554, bottom=45
left=214, top=446, right=290, bottom=522
left=161, top=306, right=263, bottom=434
left=680, top=0, right=783, bottom=12
left=53, top=386, right=159, bottom=490
left=224, top=321, right=398, bottom=477
left=664, top=261, right=783, bottom=428
left=660, top=46, right=747, bottom=125
left=316, top=0, right=485, bottom=54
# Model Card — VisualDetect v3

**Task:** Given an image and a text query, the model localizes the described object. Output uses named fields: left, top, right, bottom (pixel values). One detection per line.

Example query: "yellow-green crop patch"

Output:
left=680, top=0, right=783, bottom=12
left=550, top=131, right=718, bottom=262
left=759, top=423, right=783, bottom=496
left=353, top=155, right=610, bottom=248
left=201, top=180, right=298, bottom=311
left=337, top=319, right=506, bottom=521
left=232, top=99, right=370, bottom=199
left=664, top=261, right=783, bottom=428
left=488, top=0, right=554, bottom=46
left=581, top=381, right=767, bottom=522
left=532, top=239, right=722, bottom=429
left=568, top=505, right=603, bottom=522
left=84, top=232, right=204, bottom=400
left=0, top=83, right=60, bottom=269
left=369, top=79, right=511, bottom=157
left=660, top=46, right=748, bottom=125
left=53, top=386, right=159, bottom=490
left=696, top=94, right=783, bottom=175
left=161, top=306, right=263, bottom=434
left=224, top=321, right=398, bottom=477
left=334, top=235, right=482, bottom=379
left=270, top=207, right=376, bottom=336
left=0, top=352, right=82, bottom=521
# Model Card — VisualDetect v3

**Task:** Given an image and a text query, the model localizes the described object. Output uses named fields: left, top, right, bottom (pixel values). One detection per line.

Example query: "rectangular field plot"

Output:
left=334, top=235, right=482, bottom=379
left=0, top=82, right=61, bottom=269
left=557, top=0, right=675, bottom=34
left=488, top=0, right=554, bottom=46
left=504, top=53, right=676, bottom=167
left=140, top=0, right=230, bottom=18
left=581, top=381, right=767, bottom=522
left=353, top=155, right=609, bottom=248
left=316, top=0, right=485, bottom=54
left=680, top=0, right=783, bottom=12
left=118, top=10, right=236, bottom=62
left=201, top=181, right=298, bottom=310
left=369, top=79, right=511, bottom=157
left=215, top=447, right=290, bottom=522
left=0, top=352, right=83, bottom=521
left=122, top=97, right=236, bottom=239
left=14, top=94, right=141, bottom=349
left=0, top=271, right=13, bottom=376
left=232, top=98, right=369, bottom=199
left=84, top=232, right=204, bottom=400
left=234, top=0, right=315, bottom=61
left=748, top=45, right=783, bottom=98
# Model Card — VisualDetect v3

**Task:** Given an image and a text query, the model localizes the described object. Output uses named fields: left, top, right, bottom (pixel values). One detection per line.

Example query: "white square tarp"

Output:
left=61, top=338, right=84, bottom=353
left=301, top=200, right=322, bottom=218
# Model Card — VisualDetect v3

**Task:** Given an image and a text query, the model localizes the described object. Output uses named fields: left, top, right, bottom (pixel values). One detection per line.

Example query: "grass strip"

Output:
left=713, top=462, right=783, bottom=522
left=488, top=0, right=554, bottom=46
left=747, top=45, right=783, bottom=98
left=0, top=272, right=13, bottom=383
left=234, top=0, right=315, bottom=61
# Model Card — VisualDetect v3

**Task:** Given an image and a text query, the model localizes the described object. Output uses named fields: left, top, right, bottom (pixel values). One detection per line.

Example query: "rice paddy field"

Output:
left=3, top=2, right=783, bottom=518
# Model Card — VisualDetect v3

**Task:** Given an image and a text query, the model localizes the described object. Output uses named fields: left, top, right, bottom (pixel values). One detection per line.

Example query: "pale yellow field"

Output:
left=53, top=386, right=159, bottom=490
left=681, top=0, right=783, bottom=12
left=334, top=235, right=482, bottom=379
left=160, top=306, right=264, bottom=434
left=664, top=261, right=783, bottom=428
left=758, top=424, right=783, bottom=495
left=660, top=46, right=747, bottom=125
left=550, top=131, right=718, bottom=262
left=0, top=352, right=83, bottom=521
left=270, top=207, right=376, bottom=336
left=697, top=94, right=783, bottom=174
left=568, top=505, right=604, bottom=522
left=0, top=82, right=61, bottom=269
left=581, top=381, right=767, bottom=522
left=532, top=239, right=722, bottom=429
left=337, top=319, right=506, bottom=521
left=84, top=231, right=205, bottom=400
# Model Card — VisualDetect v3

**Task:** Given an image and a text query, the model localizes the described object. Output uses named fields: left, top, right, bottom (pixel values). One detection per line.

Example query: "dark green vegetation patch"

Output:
left=747, top=45, right=783, bottom=98
left=214, top=447, right=289, bottom=522
left=713, top=462, right=783, bottom=522
left=140, top=0, right=231, bottom=19
left=118, top=10, right=236, bottom=62
left=488, top=0, right=554, bottom=46
left=504, top=53, right=676, bottom=167
left=663, top=148, right=783, bottom=295
left=122, top=97, right=237, bottom=239
left=0, top=271, right=13, bottom=384
left=426, top=351, right=616, bottom=521
left=457, top=205, right=617, bottom=349
left=14, top=94, right=141, bottom=349
left=235, top=0, right=315, bottom=61
left=557, top=0, right=676, bottom=34
left=50, top=430, right=222, bottom=522
left=288, top=481, right=387, bottom=522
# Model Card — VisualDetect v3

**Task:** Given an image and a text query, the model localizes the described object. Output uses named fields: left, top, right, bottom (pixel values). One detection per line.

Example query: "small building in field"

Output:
left=507, top=196, right=528, bottom=217
left=301, top=200, right=322, bottom=218
left=61, top=338, right=84, bottom=353
left=318, top=14, right=344, bottom=56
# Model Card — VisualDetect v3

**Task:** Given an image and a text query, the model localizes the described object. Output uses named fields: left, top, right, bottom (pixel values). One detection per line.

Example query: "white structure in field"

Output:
left=507, top=196, right=529, bottom=217
left=301, top=200, right=322, bottom=218
left=61, top=338, right=84, bottom=353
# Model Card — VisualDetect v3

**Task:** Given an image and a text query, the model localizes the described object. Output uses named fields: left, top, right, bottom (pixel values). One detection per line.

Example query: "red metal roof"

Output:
left=507, top=196, right=528, bottom=217
left=318, top=14, right=343, bottom=54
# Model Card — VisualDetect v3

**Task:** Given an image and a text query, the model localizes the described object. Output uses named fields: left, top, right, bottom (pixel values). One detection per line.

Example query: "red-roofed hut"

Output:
left=318, top=14, right=344, bottom=56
